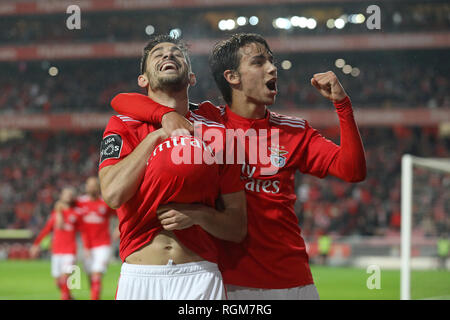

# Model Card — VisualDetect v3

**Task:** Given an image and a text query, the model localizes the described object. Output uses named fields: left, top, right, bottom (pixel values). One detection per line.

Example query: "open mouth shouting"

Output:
left=265, top=78, right=277, bottom=94
left=159, top=61, right=179, bottom=72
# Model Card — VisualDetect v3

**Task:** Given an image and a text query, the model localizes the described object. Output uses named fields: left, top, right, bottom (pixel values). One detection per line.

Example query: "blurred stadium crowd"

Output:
left=0, top=49, right=448, bottom=115
left=0, top=0, right=449, bottom=260
left=0, top=2, right=448, bottom=44
left=1, top=126, right=448, bottom=259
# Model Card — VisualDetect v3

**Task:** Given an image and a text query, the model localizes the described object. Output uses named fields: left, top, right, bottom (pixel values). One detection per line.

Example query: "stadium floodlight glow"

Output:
left=335, top=58, right=345, bottom=68
left=354, top=14, right=365, bottom=23
left=274, top=17, right=291, bottom=30
left=298, top=16, right=308, bottom=28
left=326, top=19, right=335, bottom=29
left=169, top=28, right=182, bottom=39
left=236, top=16, right=247, bottom=26
left=290, top=16, right=301, bottom=27
left=306, top=18, right=317, bottom=29
left=48, top=66, right=58, bottom=76
left=349, top=14, right=365, bottom=24
left=249, top=16, right=259, bottom=25
left=334, top=18, right=345, bottom=29
left=348, top=14, right=355, bottom=23
left=218, top=19, right=227, bottom=30
left=218, top=19, right=236, bottom=31
left=281, top=60, right=292, bottom=70
left=351, top=67, right=361, bottom=77
left=342, top=64, right=352, bottom=74
left=145, top=25, right=155, bottom=35
left=393, top=12, right=402, bottom=24
left=339, top=14, right=348, bottom=23
left=226, top=19, right=236, bottom=30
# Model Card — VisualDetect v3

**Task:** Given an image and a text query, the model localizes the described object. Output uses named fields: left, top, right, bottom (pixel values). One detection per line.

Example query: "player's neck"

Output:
left=230, top=93, right=267, bottom=119
left=147, top=87, right=189, bottom=117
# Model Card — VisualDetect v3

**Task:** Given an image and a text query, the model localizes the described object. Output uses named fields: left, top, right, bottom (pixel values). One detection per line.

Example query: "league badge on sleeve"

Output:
left=100, top=134, right=123, bottom=164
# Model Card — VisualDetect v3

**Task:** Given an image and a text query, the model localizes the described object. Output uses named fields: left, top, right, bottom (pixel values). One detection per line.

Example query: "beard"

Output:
left=147, top=69, right=190, bottom=93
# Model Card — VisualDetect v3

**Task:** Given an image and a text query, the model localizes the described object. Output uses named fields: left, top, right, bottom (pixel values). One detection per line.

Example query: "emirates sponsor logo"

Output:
left=241, top=163, right=280, bottom=194
left=163, top=121, right=281, bottom=176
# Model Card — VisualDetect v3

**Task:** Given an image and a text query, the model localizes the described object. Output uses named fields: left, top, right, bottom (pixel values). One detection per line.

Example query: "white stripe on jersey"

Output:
left=270, top=113, right=306, bottom=124
left=116, top=115, right=142, bottom=123
left=189, top=113, right=225, bottom=128
left=270, top=118, right=305, bottom=128
left=270, top=113, right=305, bottom=128
left=270, top=120, right=305, bottom=129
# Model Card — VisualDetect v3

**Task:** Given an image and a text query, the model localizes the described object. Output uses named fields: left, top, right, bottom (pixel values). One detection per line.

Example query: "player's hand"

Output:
left=311, top=71, right=348, bottom=103
left=29, top=245, right=40, bottom=259
left=157, top=203, right=201, bottom=231
left=151, top=128, right=170, bottom=143
left=161, top=112, right=194, bottom=137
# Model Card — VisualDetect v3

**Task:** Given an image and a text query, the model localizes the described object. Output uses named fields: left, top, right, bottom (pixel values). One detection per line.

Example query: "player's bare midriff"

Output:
left=125, top=230, right=204, bottom=265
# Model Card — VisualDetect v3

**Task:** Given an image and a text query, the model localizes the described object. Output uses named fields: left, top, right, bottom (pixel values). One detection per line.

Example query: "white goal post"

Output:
left=401, top=154, right=450, bottom=300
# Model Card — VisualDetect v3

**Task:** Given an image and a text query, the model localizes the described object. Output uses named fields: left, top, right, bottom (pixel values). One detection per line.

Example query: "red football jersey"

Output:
left=76, top=196, right=116, bottom=249
left=98, top=112, right=243, bottom=262
left=33, top=207, right=81, bottom=254
left=197, top=103, right=340, bottom=288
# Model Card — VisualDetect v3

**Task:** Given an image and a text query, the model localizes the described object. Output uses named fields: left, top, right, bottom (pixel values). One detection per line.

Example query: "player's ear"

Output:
left=138, top=74, right=149, bottom=88
left=189, top=72, right=196, bottom=87
left=223, top=69, right=240, bottom=85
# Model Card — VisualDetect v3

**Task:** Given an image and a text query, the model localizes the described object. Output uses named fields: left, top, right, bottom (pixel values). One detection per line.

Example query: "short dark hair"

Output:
left=209, top=33, right=272, bottom=105
left=140, top=34, right=191, bottom=75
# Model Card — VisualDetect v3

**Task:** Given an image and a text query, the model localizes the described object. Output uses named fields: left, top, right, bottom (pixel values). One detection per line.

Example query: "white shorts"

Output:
left=51, top=254, right=76, bottom=278
left=83, top=245, right=111, bottom=274
left=226, top=284, right=320, bottom=300
left=116, top=260, right=226, bottom=300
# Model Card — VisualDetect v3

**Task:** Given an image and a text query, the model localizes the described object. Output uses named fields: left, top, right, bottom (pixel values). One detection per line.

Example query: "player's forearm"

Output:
left=99, top=130, right=166, bottom=209
left=196, top=206, right=247, bottom=243
left=328, top=97, right=367, bottom=182
left=193, top=191, right=247, bottom=243
left=111, top=93, right=174, bottom=123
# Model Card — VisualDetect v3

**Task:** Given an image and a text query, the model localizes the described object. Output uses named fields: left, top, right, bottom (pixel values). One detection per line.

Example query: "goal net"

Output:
left=401, top=154, right=450, bottom=300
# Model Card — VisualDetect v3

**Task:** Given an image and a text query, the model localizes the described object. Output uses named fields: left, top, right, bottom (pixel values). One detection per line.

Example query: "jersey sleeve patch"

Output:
left=100, top=134, right=123, bottom=164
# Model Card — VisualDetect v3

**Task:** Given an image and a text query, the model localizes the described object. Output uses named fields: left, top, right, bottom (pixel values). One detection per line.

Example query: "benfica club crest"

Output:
left=268, top=146, right=289, bottom=168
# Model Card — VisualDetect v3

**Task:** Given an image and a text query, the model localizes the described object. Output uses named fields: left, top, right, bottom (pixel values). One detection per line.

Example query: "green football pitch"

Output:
left=0, top=260, right=448, bottom=300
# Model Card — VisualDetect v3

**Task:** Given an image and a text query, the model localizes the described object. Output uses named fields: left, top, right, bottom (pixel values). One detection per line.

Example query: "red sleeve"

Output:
left=98, top=116, right=136, bottom=171
left=297, top=122, right=340, bottom=178
left=111, top=93, right=174, bottom=123
left=33, top=212, right=55, bottom=246
left=327, top=96, right=367, bottom=182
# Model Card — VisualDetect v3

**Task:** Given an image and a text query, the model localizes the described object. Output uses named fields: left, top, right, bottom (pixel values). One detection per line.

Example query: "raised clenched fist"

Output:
left=311, top=71, right=348, bottom=103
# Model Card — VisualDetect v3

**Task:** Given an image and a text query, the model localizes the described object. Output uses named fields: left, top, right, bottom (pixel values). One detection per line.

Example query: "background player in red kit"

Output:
left=30, top=187, right=81, bottom=300
left=76, top=176, right=117, bottom=300
left=111, top=33, right=366, bottom=299
left=99, top=35, right=246, bottom=300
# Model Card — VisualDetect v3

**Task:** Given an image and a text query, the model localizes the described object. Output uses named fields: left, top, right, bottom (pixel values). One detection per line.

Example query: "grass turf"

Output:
left=0, top=260, right=448, bottom=300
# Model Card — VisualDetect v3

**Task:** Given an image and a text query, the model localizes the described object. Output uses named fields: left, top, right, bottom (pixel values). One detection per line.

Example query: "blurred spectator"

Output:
left=0, top=130, right=102, bottom=235
left=0, top=49, right=448, bottom=115
left=0, top=126, right=448, bottom=240
left=0, top=1, right=448, bottom=44
left=295, top=126, right=450, bottom=238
